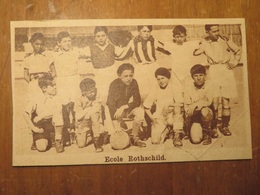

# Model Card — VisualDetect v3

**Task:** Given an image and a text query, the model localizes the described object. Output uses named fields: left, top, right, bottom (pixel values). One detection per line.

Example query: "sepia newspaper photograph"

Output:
left=11, top=19, right=252, bottom=166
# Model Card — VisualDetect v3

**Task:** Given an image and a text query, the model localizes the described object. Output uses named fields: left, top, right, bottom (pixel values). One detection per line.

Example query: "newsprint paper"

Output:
left=11, top=19, right=252, bottom=166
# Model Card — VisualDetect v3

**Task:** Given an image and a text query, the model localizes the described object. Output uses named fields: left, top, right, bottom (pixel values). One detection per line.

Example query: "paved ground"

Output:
left=12, top=65, right=252, bottom=165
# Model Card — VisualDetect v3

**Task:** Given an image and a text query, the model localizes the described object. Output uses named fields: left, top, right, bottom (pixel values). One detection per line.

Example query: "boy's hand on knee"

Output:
left=114, top=105, right=128, bottom=119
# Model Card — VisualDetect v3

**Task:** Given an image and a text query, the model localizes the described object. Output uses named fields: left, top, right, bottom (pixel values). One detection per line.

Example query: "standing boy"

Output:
left=86, top=26, right=125, bottom=103
left=24, top=33, right=52, bottom=100
left=164, top=25, right=205, bottom=91
left=143, top=67, right=184, bottom=146
left=50, top=31, right=81, bottom=146
left=107, top=63, right=146, bottom=148
left=118, top=25, right=171, bottom=98
left=24, top=74, right=64, bottom=152
left=194, top=24, right=242, bottom=136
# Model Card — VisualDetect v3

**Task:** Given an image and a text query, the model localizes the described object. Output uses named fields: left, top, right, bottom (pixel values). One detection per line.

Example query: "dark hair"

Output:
left=205, top=24, right=219, bottom=31
left=137, top=25, right=153, bottom=32
left=172, top=25, right=187, bottom=36
left=30, top=32, right=45, bottom=43
left=117, top=63, right=134, bottom=76
left=79, top=78, right=96, bottom=91
left=56, top=31, right=70, bottom=42
left=190, top=64, right=206, bottom=77
left=94, top=26, right=108, bottom=35
left=155, top=67, right=171, bottom=79
left=38, top=73, right=54, bottom=89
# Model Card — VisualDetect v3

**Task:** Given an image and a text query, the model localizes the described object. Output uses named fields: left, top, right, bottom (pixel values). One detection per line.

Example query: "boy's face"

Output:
left=95, top=31, right=108, bottom=46
left=173, top=33, right=186, bottom=45
left=58, top=36, right=72, bottom=52
left=156, top=75, right=169, bottom=88
left=207, top=25, right=219, bottom=41
left=192, top=73, right=206, bottom=86
left=43, top=81, right=57, bottom=96
left=32, top=39, right=44, bottom=54
left=82, top=88, right=97, bottom=101
left=119, top=69, right=134, bottom=86
left=139, top=26, right=151, bottom=41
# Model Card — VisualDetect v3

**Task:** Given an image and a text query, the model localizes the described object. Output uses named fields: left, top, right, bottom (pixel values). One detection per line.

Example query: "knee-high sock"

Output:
left=222, top=108, right=231, bottom=127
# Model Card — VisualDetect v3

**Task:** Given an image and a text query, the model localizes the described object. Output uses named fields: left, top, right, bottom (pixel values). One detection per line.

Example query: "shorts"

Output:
left=190, top=105, right=214, bottom=126
left=208, top=64, right=237, bottom=98
left=55, top=75, right=81, bottom=104
left=32, top=118, right=54, bottom=142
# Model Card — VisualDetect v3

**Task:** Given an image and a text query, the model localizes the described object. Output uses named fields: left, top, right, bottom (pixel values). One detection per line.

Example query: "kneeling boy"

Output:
left=24, top=74, right=63, bottom=152
left=184, top=64, right=215, bottom=145
left=74, top=78, right=105, bottom=152
left=144, top=67, right=184, bottom=146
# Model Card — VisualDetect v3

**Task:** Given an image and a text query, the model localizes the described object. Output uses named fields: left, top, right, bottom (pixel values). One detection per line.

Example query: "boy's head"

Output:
left=155, top=67, right=171, bottom=89
left=137, top=25, right=153, bottom=41
left=172, top=25, right=187, bottom=45
left=30, top=33, right=45, bottom=54
left=56, top=31, right=72, bottom=52
left=190, top=64, right=206, bottom=86
left=38, top=73, right=57, bottom=96
left=205, top=24, right=220, bottom=41
left=80, top=78, right=97, bottom=101
left=94, top=26, right=108, bottom=46
left=117, top=63, right=135, bottom=86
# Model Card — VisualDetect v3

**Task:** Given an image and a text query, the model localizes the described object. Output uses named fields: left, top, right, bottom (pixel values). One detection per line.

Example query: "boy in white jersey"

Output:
left=24, top=74, right=64, bottom=152
left=184, top=65, right=215, bottom=145
left=194, top=24, right=242, bottom=136
left=143, top=67, right=184, bottom=146
left=164, top=25, right=205, bottom=92
left=50, top=31, right=81, bottom=147
left=24, top=33, right=52, bottom=101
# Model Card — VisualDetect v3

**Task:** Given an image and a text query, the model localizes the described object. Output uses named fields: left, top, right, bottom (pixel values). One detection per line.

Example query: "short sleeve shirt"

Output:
left=24, top=52, right=52, bottom=74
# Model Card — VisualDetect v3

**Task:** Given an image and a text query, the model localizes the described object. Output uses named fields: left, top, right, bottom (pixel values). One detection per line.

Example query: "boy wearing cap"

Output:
left=74, top=78, right=105, bottom=152
left=23, top=74, right=64, bottom=152
left=143, top=67, right=184, bottom=146
left=194, top=24, right=242, bottom=136
left=184, top=64, right=215, bottom=145
left=107, top=63, right=146, bottom=148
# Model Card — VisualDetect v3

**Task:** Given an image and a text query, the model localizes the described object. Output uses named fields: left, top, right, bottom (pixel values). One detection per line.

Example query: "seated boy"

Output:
left=23, top=73, right=64, bottom=152
left=184, top=64, right=216, bottom=145
left=74, top=78, right=106, bottom=152
left=106, top=63, right=146, bottom=148
left=143, top=67, right=184, bottom=146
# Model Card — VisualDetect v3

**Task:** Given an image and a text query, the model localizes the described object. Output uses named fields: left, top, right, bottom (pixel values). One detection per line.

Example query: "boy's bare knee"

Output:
left=35, top=139, right=48, bottom=152
left=134, top=107, right=144, bottom=121
left=201, top=107, right=213, bottom=121
left=76, top=132, right=87, bottom=148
